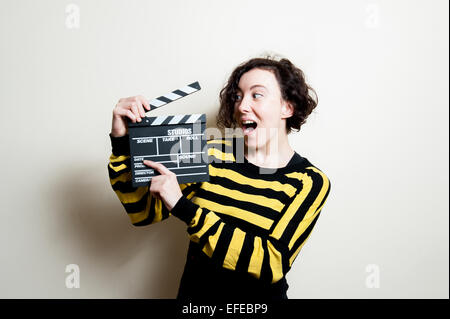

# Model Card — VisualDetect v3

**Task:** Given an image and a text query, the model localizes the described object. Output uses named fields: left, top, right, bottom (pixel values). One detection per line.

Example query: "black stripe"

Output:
left=188, top=81, right=201, bottom=90
left=268, top=237, right=290, bottom=276
left=187, top=209, right=207, bottom=235
left=209, top=174, right=291, bottom=204
left=268, top=187, right=301, bottom=233
left=180, top=114, right=191, bottom=125
left=181, top=183, right=201, bottom=197
left=259, top=240, right=272, bottom=283
left=161, top=116, right=173, bottom=125
left=198, top=220, right=221, bottom=248
left=156, top=96, right=172, bottom=104
left=289, top=212, right=321, bottom=261
left=279, top=172, right=326, bottom=244
left=235, top=234, right=254, bottom=273
left=195, top=188, right=278, bottom=221
left=161, top=202, right=170, bottom=220
left=147, top=117, right=159, bottom=125
left=211, top=224, right=235, bottom=266
left=109, top=157, right=131, bottom=167
left=131, top=197, right=156, bottom=226
left=108, top=164, right=131, bottom=179
left=132, top=195, right=157, bottom=226
left=215, top=213, right=269, bottom=237
left=198, top=114, right=206, bottom=122
left=122, top=192, right=148, bottom=213
left=112, top=180, right=139, bottom=193
left=133, top=197, right=157, bottom=226
left=173, top=89, right=188, bottom=97
left=150, top=103, right=165, bottom=109
left=231, top=163, right=300, bottom=183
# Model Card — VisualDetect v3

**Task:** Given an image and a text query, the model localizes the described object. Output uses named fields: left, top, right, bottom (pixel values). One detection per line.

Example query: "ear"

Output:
left=281, top=101, right=294, bottom=119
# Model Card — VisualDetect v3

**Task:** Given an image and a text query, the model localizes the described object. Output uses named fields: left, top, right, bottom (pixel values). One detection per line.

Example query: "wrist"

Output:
left=170, top=196, right=197, bottom=225
left=168, top=194, right=183, bottom=211
left=110, top=131, right=126, bottom=138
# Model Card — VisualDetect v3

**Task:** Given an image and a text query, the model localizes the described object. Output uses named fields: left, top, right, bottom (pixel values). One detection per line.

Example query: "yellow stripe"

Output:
left=248, top=237, right=264, bottom=278
left=192, top=197, right=273, bottom=230
left=189, top=212, right=221, bottom=243
left=288, top=169, right=330, bottom=249
left=129, top=210, right=148, bottom=224
left=114, top=187, right=148, bottom=204
left=223, top=228, right=246, bottom=271
left=271, top=175, right=313, bottom=239
left=202, top=222, right=224, bottom=257
left=187, top=207, right=203, bottom=227
left=202, top=182, right=284, bottom=212
left=109, top=162, right=127, bottom=173
left=208, top=148, right=235, bottom=162
left=267, top=241, right=284, bottom=283
left=186, top=191, right=196, bottom=200
left=126, top=194, right=164, bottom=225
left=209, top=166, right=297, bottom=197
left=110, top=172, right=132, bottom=185
left=153, top=198, right=163, bottom=223
left=180, top=183, right=198, bottom=200
left=109, top=154, right=130, bottom=163
left=208, top=139, right=232, bottom=146
left=285, top=171, right=304, bottom=180
left=128, top=193, right=151, bottom=224
left=289, top=231, right=313, bottom=266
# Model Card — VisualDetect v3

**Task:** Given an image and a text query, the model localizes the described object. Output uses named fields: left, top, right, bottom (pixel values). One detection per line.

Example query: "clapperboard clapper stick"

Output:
left=127, top=81, right=209, bottom=187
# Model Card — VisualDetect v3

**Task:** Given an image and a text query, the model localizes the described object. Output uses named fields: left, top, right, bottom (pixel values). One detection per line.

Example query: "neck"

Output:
left=245, top=130, right=294, bottom=168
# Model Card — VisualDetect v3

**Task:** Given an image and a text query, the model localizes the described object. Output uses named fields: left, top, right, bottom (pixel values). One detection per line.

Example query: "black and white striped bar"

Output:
left=148, top=81, right=201, bottom=110
left=128, top=113, right=209, bottom=187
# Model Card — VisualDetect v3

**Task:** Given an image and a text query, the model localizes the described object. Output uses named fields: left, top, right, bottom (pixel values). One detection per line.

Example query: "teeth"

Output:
left=242, top=120, right=255, bottom=124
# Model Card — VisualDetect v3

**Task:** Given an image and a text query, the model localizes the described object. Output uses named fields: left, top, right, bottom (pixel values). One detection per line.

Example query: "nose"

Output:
left=237, top=96, right=252, bottom=114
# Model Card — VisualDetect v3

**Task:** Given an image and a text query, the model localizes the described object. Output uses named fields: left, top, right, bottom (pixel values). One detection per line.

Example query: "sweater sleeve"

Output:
left=170, top=166, right=331, bottom=284
left=108, top=134, right=198, bottom=226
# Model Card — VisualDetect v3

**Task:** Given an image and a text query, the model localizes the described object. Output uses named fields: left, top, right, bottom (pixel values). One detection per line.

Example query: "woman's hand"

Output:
left=111, top=95, right=150, bottom=137
left=143, top=160, right=183, bottom=211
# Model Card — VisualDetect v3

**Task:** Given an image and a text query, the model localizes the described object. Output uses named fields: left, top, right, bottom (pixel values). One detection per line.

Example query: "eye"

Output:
left=235, top=94, right=242, bottom=101
left=253, top=93, right=263, bottom=98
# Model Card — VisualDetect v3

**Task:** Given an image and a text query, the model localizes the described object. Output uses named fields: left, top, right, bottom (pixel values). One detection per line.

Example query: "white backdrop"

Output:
left=0, top=0, right=448, bottom=298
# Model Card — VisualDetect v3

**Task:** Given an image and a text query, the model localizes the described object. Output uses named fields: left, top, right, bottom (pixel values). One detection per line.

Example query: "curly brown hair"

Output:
left=217, top=55, right=318, bottom=134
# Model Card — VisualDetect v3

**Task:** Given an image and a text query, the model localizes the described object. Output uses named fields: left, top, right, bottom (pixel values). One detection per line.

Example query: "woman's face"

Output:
left=233, top=68, right=293, bottom=150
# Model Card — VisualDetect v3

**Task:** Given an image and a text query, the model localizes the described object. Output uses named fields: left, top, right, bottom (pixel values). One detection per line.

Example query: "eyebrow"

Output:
left=237, top=84, right=267, bottom=92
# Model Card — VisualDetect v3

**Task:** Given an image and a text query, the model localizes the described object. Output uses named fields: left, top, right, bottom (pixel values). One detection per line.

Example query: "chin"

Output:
left=244, top=135, right=265, bottom=151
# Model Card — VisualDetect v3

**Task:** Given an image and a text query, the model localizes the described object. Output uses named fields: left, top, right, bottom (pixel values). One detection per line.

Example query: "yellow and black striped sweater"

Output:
left=108, top=134, right=331, bottom=298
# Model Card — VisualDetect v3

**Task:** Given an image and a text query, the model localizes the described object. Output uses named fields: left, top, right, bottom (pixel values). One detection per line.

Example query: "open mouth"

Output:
left=242, top=120, right=258, bottom=134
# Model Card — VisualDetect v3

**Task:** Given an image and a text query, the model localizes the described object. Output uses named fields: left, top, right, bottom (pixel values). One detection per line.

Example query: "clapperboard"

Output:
left=128, top=82, right=209, bottom=187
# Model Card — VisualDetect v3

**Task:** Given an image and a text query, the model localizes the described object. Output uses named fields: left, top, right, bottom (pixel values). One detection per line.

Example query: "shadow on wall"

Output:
left=46, top=161, right=189, bottom=298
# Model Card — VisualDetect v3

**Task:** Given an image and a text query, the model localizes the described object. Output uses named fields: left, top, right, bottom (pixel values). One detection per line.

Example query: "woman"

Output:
left=108, top=56, right=331, bottom=300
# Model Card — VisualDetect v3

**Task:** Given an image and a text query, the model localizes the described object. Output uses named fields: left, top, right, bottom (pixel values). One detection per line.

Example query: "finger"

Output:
left=132, top=97, right=146, bottom=118
left=130, top=103, right=141, bottom=122
left=149, top=188, right=161, bottom=200
left=136, top=95, right=150, bottom=111
left=143, top=160, right=172, bottom=175
left=138, top=104, right=146, bottom=118
left=114, top=107, right=136, bottom=122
